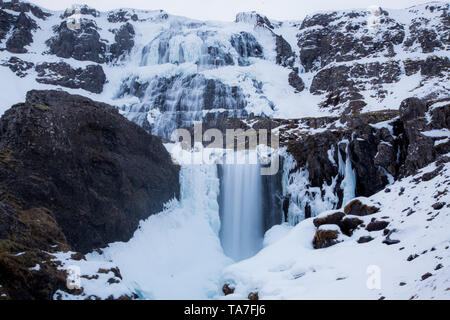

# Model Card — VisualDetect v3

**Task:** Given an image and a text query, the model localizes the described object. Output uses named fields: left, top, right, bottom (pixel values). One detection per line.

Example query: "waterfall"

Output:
left=219, top=155, right=264, bottom=262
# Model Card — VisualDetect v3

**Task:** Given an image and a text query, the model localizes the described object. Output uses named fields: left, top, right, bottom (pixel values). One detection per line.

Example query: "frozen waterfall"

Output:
left=219, top=155, right=264, bottom=262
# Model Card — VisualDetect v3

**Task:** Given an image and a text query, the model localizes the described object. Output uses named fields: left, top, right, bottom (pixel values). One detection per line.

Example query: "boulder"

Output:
left=248, top=292, right=259, bottom=300
left=0, top=90, right=180, bottom=253
left=222, top=284, right=235, bottom=296
left=46, top=20, right=107, bottom=63
left=344, top=199, right=380, bottom=216
left=313, top=212, right=345, bottom=228
left=366, top=220, right=390, bottom=232
left=275, top=34, right=295, bottom=68
left=339, top=217, right=364, bottom=236
left=357, top=236, right=374, bottom=244
left=313, top=226, right=342, bottom=249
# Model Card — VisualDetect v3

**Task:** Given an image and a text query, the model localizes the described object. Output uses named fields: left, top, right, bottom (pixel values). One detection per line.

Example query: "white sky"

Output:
left=29, top=0, right=436, bottom=21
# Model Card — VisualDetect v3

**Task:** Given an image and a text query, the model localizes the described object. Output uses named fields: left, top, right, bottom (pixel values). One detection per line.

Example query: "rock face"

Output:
left=298, top=9, right=405, bottom=72
left=35, top=62, right=106, bottom=94
left=313, top=227, right=342, bottom=249
left=46, top=20, right=108, bottom=64
left=0, top=90, right=180, bottom=254
left=110, top=23, right=135, bottom=61
left=1, top=56, right=34, bottom=77
left=0, top=0, right=49, bottom=54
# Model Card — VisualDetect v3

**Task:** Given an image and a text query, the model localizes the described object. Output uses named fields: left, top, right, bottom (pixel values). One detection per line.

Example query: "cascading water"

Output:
left=219, top=155, right=264, bottom=262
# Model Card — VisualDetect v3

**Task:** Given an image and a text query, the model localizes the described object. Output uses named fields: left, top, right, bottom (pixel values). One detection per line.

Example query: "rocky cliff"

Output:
left=0, top=90, right=180, bottom=299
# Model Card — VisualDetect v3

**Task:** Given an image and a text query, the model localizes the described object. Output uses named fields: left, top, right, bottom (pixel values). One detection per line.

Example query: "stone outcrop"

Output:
left=0, top=90, right=180, bottom=253
left=110, top=23, right=135, bottom=61
left=0, top=1, right=46, bottom=54
left=35, top=62, right=106, bottom=94
left=0, top=90, right=181, bottom=299
left=313, top=227, right=342, bottom=249
left=46, top=20, right=108, bottom=64
left=1, top=56, right=34, bottom=77
left=298, top=9, right=404, bottom=72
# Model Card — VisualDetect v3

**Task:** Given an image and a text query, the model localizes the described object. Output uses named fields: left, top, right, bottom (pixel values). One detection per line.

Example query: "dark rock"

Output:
left=405, top=56, right=450, bottom=77
left=222, top=284, right=235, bottom=296
left=35, top=62, right=106, bottom=94
left=435, top=264, right=443, bottom=271
left=248, top=292, right=259, bottom=300
left=366, top=220, right=389, bottom=232
left=357, top=236, right=374, bottom=244
left=399, top=97, right=427, bottom=122
left=275, top=34, right=294, bottom=67
left=374, top=142, right=396, bottom=176
left=288, top=70, right=305, bottom=92
left=108, top=10, right=131, bottom=23
left=313, top=229, right=341, bottom=249
left=70, top=252, right=86, bottom=261
left=398, top=98, right=439, bottom=176
left=383, top=239, right=400, bottom=245
left=298, top=10, right=404, bottom=72
left=107, top=278, right=120, bottom=285
left=110, top=23, right=135, bottom=61
left=0, top=90, right=180, bottom=254
left=432, top=202, right=445, bottom=210
left=6, top=12, right=37, bottom=53
left=46, top=20, right=107, bottom=64
left=407, top=254, right=419, bottom=262
left=313, top=212, right=345, bottom=228
left=339, top=217, right=364, bottom=236
left=310, top=62, right=401, bottom=113
left=1, top=56, right=34, bottom=77
left=1, top=1, right=51, bottom=20
left=344, top=199, right=380, bottom=216
left=421, top=273, right=432, bottom=281
left=404, top=18, right=443, bottom=53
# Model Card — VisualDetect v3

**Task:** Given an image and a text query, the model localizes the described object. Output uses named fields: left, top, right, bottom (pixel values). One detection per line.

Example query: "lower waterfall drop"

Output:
left=219, top=156, right=264, bottom=262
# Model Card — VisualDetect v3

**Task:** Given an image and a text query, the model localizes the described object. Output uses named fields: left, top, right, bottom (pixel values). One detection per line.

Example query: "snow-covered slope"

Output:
left=0, top=1, right=449, bottom=137
left=220, top=158, right=450, bottom=300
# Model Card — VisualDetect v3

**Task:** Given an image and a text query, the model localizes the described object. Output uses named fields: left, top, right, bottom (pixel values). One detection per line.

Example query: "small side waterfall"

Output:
left=219, top=158, right=264, bottom=262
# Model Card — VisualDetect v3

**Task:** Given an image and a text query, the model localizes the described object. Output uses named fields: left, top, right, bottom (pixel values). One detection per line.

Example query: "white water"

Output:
left=220, top=158, right=264, bottom=262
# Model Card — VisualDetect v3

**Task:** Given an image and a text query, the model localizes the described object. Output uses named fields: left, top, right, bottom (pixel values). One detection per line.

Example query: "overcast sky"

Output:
left=30, top=0, right=435, bottom=21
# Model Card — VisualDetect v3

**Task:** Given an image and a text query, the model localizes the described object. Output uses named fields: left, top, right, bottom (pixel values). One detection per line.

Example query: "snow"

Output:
left=263, top=224, right=293, bottom=248
left=29, top=264, right=41, bottom=271
left=422, top=129, right=450, bottom=138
